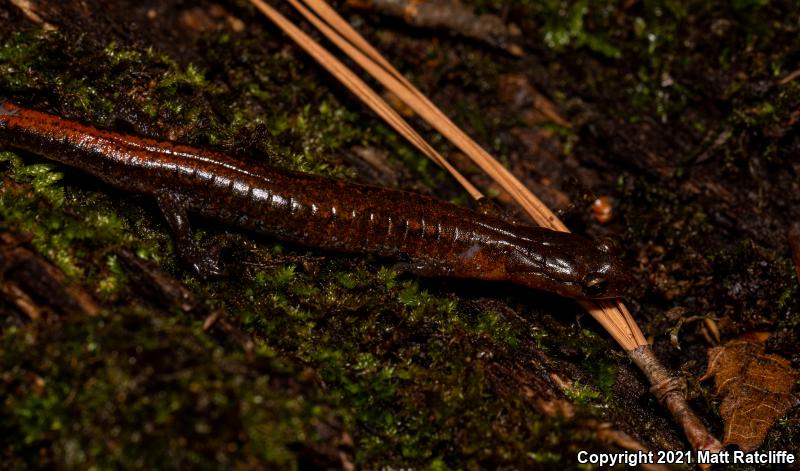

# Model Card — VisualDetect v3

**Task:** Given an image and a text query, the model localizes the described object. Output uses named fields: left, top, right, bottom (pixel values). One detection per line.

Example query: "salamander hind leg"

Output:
left=155, top=190, right=223, bottom=278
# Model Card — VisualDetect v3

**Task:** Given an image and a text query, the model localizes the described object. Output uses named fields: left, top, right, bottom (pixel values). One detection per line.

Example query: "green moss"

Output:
left=585, top=359, right=618, bottom=400
left=0, top=310, right=340, bottom=469
left=0, top=150, right=143, bottom=280
left=563, top=380, right=601, bottom=404
left=95, top=254, right=128, bottom=300
left=1, top=0, right=797, bottom=467
left=542, top=0, right=621, bottom=59
left=0, top=152, right=64, bottom=205
left=777, top=284, right=799, bottom=318
left=199, top=247, right=607, bottom=467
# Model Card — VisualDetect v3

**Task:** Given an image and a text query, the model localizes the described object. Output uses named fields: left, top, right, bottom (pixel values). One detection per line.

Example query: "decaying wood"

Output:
left=480, top=328, right=668, bottom=470
left=346, top=0, right=523, bottom=56
left=117, top=249, right=195, bottom=312
left=0, top=231, right=253, bottom=358
left=592, top=421, right=671, bottom=471
left=0, top=230, right=99, bottom=317
left=497, top=73, right=571, bottom=128
left=2, top=280, right=42, bottom=320
left=116, top=249, right=254, bottom=354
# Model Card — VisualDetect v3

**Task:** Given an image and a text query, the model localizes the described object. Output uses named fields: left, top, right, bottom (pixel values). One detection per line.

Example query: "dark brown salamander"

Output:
left=0, top=101, right=631, bottom=299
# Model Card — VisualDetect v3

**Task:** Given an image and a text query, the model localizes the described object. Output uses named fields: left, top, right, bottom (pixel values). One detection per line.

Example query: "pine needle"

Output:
left=247, top=0, right=721, bottom=452
left=293, top=0, right=560, bottom=228
left=298, top=0, right=645, bottom=348
left=247, top=0, right=482, bottom=200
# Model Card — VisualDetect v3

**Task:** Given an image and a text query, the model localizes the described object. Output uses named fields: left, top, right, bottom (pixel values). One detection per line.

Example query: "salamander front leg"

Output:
left=155, top=190, right=223, bottom=278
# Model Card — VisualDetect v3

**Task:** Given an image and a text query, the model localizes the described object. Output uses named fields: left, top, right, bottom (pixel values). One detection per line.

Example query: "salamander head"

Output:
left=508, top=230, right=633, bottom=299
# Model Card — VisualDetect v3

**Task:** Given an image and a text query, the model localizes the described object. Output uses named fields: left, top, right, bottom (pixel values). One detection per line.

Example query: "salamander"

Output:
left=0, top=101, right=632, bottom=299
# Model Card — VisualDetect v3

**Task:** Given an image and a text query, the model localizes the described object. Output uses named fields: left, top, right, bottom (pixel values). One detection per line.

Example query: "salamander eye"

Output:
left=584, top=275, right=608, bottom=296
left=596, top=237, right=618, bottom=254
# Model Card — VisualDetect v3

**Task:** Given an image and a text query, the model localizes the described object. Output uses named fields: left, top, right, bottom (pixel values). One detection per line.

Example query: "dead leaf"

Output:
left=700, top=340, right=799, bottom=451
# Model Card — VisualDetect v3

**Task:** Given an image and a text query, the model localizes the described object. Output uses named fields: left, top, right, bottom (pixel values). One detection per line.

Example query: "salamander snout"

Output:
left=579, top=236, right=634, bottom=298
left=563, top=264, right=631, bottom=300
left=509, top=230, right=634, bottom=300
left=579, top=258, right=633, bottom=299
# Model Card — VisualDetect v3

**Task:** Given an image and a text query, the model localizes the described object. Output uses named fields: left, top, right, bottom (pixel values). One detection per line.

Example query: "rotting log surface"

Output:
left=0, top=0, right=798, bottom=469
